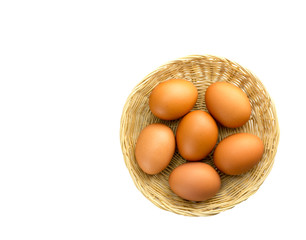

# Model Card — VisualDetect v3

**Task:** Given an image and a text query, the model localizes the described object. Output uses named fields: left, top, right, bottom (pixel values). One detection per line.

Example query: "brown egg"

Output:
left=135, top=123, right=175, bottom=175
left=205, top=82, right=251, bottom=128
left=149, top=79, right=198, bottom=120
left=214, top=133, right=264, bottom=175
left=169, top=162, right=221, bottom=201
left=176, top=110, right=218, bottom=161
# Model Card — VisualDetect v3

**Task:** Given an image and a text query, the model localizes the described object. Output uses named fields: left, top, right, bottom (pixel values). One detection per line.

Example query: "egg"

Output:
left=135, top=123, right=175, bottom=175
left=169, top=162, right=221, bottom=201
left=205, top=82, right=251, bottom=128
left=149, top=79, right=198, bottom=120
left=214, top=133, right=264, bottom=175
left=176, top=110, right=218, bottom=161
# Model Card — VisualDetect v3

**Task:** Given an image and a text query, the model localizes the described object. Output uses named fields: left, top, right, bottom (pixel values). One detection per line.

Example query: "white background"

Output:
left=0, top=0, right=305, bottom=239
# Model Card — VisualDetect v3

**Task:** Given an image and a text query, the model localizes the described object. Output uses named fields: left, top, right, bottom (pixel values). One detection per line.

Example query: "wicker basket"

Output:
left=120, top=55, right=280, bottom=217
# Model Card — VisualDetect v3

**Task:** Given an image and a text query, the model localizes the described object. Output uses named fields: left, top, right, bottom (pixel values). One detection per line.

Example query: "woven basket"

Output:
left=120, top=55, right=280, bottom=217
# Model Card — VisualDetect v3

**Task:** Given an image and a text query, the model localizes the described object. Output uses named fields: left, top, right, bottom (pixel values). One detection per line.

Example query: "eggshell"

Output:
left=205, top=82, right=251, bottom=128
left=135, top=123, right=175, bottom=175
left=214, top=133, right=264, bottom=175
left=176, top=110, right=218, bottom=161
left=169, top=162, right=221, bottom=201
left=149, top=79, right=198, bottom=120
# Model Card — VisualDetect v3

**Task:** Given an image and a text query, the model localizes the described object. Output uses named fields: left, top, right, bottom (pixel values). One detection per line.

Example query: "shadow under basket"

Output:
left=120, top=55, right=280, bottom=217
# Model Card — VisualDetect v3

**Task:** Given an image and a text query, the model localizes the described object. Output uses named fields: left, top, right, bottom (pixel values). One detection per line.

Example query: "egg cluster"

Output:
left=135, top=79, right=264, bottom=202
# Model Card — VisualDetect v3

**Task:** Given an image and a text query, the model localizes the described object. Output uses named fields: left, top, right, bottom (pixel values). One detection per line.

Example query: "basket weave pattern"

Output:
left=120, top=55, right=280, bottom=216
